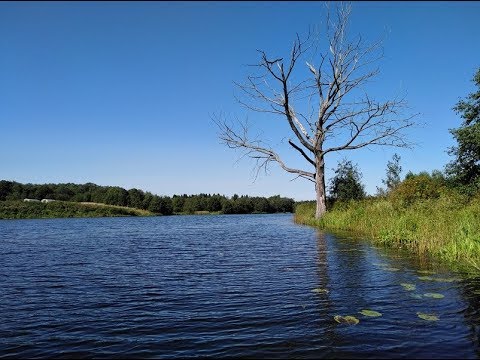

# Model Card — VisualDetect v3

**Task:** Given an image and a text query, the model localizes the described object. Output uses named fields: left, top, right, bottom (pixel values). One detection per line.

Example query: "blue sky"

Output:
left=1, top=2, right=479, bottom=201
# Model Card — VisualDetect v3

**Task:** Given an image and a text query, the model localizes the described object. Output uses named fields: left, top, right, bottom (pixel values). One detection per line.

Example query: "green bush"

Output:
left=389, top=173, right=447, bottom=207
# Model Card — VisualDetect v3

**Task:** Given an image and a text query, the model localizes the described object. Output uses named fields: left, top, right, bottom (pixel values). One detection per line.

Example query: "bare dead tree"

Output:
left=215, top=3, right=417, bottom=219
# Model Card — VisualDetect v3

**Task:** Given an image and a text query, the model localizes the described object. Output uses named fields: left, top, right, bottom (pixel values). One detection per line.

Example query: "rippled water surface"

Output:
left=1, top=214, right=479, bottom=358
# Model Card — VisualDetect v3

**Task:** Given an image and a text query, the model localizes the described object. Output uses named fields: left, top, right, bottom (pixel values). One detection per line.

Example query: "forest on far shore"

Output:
left=0, top=180, right=295, bottom=215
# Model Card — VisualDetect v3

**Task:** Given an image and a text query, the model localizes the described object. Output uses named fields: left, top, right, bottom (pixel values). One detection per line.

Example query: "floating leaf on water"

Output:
left=418, top=276, right=434, bottom=281
left=417, top=270, right=437, bottom=275
left=384, top=267, right=400, bottom=272
left=417, top=312, right=439, bottom=321
left=334, top=315, right=360, bottom=325
left=311, top=288, right=329, bottom=294
left=401, top=283, right=416, bottom=291
left=410, top=294, right=423, bottom=299
left=433, top=277, right=461, bottom=283
left=359, top=309, right=382, bottom=317
left=423, top=293, right=445, bottom=299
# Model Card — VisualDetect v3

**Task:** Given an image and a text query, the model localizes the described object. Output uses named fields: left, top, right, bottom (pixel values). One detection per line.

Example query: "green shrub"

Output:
left=389, top=173, right=447, bottom=207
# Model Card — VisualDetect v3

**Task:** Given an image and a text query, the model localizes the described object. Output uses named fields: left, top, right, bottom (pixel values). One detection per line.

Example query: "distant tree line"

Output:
left=0, top=181, right=294, bottom=215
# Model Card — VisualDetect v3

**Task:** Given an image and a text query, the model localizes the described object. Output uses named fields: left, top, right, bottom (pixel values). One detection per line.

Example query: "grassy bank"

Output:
left=0, top=201, right=154, bottom=219
left=295, top=196, right=480, bottom=271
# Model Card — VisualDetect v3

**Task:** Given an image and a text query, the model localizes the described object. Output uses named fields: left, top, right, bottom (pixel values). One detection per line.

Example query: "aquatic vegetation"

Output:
left=433, top=277, right=461, bottom=283
left=294, top=197, right=480, bottom=271
left=418, top=276, right=434, bottom=281
left=374, top=262, right=400, bottom=272
left=417, top=276, right=460, bottom=283
left=417, top=270, right=437, bottom=275
left=423, top=293, right=445, bottom=299
left=410, top=294, right=423, bottom=299
left=401, top=283, right=416, bottom=291
left=311, top=288, right=330, bottom=294
left=417, top=312, right=439, bottom=321
left=334, top=315, right=360, bottom=325
left=359, top=309, right=382, bottom=317
left=383, top=267, right=400, bottom=272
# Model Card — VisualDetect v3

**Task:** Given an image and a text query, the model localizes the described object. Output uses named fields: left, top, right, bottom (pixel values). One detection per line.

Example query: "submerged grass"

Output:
left=295, top=196, right=480, bottom=271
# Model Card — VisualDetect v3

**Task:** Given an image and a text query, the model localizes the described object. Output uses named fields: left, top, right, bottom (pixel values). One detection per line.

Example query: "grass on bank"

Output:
left=0, top=200, right=154, bottom=219
left=295, top=194, right=480, bottom=271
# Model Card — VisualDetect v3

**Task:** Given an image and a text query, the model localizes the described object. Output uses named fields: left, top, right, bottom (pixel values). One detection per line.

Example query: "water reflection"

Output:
left=458, top=274, right=480, bottom=358
left=312, top=229, right=480, bottom=358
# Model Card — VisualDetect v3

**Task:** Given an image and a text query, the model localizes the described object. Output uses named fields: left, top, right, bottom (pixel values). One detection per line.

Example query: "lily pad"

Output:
left=433, top=277, right=460, bottom=283
left=417, top=270, right=436, bottom=275
left=334, top=315, right=360, bottom=325
left=311, top=288, right=329, bottom=294
left=384, top=267, right=400, bottom=272
left=401, top=283, right=416, bottom=291
left=423, top=293, right=445, bottom=299
left=417, top=312, right=439, bottom=321
left=359, top=309, right=382, bottom=317
left=410, top=294, right=423, bottom=299
left=418, top=276, right=434, bottom=281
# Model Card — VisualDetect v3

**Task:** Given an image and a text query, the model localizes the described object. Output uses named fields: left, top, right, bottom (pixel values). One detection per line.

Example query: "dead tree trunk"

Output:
left=315, top=154, right=327, bottom=219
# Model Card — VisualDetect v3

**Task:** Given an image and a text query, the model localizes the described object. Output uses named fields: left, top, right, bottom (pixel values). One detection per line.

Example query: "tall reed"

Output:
left=295, top=195, right=480, bottom=271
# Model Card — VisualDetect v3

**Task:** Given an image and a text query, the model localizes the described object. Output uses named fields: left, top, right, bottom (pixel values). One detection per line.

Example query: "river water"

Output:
left=0, top=214, right=479, bottom=358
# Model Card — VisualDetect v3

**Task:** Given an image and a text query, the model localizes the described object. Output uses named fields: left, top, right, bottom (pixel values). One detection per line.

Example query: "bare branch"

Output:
left=288, top=139, right=316, bottom=167
left=213, top=115, right=315, bottom=181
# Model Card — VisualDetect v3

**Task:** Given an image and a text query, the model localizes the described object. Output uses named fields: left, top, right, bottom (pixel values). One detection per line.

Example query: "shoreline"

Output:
left=294, top=200, right=480, bottom=272
left=0, top=201, right=291, bottom=220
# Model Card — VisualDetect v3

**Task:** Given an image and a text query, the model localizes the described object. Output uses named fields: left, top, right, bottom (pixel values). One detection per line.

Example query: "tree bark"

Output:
left=315, top=155, right=327, bottom=219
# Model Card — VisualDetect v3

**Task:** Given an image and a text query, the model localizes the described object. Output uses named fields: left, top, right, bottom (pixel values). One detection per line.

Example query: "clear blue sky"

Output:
left=1, top=2, right=479, bottom=201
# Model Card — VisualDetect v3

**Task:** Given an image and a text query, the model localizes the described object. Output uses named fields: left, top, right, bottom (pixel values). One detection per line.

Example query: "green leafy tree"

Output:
left=172, top=195, right=186, bottom=213
left=253, top=197, right=271, bottom=213
left=128, top=188, right=145, bottom=209
left=446, top=68, right=480, bottom=193
left=159, top=196, right=173, bottom=215
left=235, top=196, right=254, bottom=214
left=329, top=159, right=366, bottom=201
left=148, top=195, right=173, bottom=215
left=35, top=185, right=54, bottom=200
left=383, top=153, right=402, bottom=191
left=268, top=195, right=295, bottom=212
left=377, top=153, right=402, bottom=196
left=104, top=187, right=128, bottom=206
left=222, top=199, right=235, bottom=214
left=143, top=192, right=154, bottom=210
left=0, top=181, right=14, bottom=201
left=207, top=195, right=223, bottom=212
left=183, top=196, right=200, bottom=214
left=390, top=171, right=447, bottom=207
left=55, top=184, right=75, bottom=201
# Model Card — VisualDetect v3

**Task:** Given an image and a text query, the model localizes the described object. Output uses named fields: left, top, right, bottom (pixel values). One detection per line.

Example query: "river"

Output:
left=0, top=214, right=479, bottom=358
